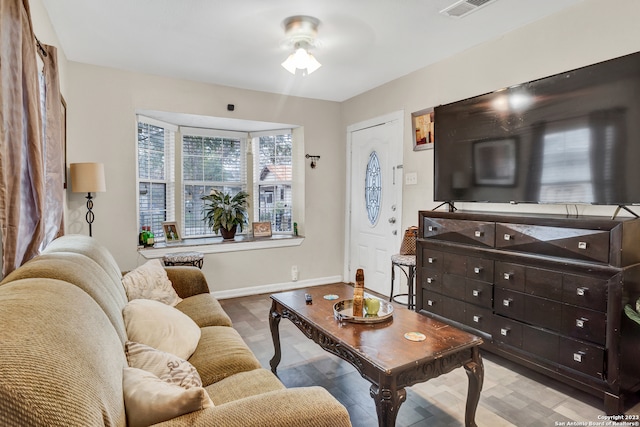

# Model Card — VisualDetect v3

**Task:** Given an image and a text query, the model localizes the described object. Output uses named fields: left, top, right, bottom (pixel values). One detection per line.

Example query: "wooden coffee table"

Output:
left=269, top=283, right=484, bottom=427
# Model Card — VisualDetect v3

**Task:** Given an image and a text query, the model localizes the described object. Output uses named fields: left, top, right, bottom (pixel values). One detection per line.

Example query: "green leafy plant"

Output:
left=624, top=297, right=640, bottom=326
left=201, top=190, right=249, bottom=235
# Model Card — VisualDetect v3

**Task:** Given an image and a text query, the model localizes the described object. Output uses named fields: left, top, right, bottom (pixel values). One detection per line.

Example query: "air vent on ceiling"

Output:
left=440, top=0, right=497, bottom=18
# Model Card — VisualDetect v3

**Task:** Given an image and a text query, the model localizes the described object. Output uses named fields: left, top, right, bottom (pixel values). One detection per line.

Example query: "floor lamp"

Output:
left=70, top=162, right=106, bottom=237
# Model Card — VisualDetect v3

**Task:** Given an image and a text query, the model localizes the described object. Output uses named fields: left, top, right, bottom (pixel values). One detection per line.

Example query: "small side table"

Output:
left=390, top=254, right=416, bottom=310
left=163, top=252, right=204, bottom=269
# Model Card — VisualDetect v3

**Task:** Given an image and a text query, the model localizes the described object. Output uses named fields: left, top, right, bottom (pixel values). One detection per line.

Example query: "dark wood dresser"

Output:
left=416, top=210, right=640, bottom=414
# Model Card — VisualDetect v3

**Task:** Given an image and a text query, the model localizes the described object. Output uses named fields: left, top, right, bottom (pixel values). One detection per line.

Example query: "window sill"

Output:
left=138, top=235, right=304, bottom=259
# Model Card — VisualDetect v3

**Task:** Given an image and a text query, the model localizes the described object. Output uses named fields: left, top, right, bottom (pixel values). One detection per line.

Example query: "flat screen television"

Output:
left=434, top=51, right=640, bottom=207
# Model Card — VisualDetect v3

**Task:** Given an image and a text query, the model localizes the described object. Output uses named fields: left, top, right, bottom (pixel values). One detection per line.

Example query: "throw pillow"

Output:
left=125, top=341, right=202, bottom=389
left=122, top=259, right=182, bottom=306
left=123, top=367, right=213, bottom=427
left=123, top=299, right=201, bottom=360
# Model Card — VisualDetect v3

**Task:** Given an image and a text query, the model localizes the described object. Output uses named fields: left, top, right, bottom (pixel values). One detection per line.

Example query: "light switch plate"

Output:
left=405, top=172, right=418, bottom=185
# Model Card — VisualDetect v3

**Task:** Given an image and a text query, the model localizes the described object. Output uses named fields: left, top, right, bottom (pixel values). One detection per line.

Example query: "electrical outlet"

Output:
left=291, top=265, right=298, bottom=282
left=405, top=172, right=418, bottom=185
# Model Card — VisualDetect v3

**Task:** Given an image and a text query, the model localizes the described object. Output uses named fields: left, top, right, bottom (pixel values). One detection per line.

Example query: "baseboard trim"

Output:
left=211, top=275, right=345, bottom=300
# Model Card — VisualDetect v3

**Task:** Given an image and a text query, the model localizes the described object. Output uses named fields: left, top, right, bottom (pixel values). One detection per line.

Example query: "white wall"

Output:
left=341, top=0, right=640, bottom=229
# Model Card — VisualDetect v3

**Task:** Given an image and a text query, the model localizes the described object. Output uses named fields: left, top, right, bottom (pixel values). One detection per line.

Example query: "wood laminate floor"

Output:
left=219, top=289, right=640, bottom=427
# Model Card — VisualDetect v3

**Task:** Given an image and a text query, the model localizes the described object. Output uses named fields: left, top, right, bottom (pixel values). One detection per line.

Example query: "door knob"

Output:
left=388, top=217, right=396, bottom=224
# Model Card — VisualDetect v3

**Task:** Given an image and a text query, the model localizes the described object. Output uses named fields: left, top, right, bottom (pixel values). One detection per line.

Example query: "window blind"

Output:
left=137, top=116, right=176, bottom=241
left=181, top=128, right=247, bottom=237
left=253, top=131, right=293, bottom=233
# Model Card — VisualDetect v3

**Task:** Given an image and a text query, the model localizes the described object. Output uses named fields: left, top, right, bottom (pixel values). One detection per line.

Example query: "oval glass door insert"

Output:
left=365, top=151, right=382, bottom=225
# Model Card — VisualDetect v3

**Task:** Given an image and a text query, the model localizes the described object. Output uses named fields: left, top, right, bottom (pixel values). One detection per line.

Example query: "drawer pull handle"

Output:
left=473, top=315, right=481, bottom=323
left=427, top=257, right=436, bottom=264
left=427, top=277, right=435, bottom=284
left=474, top=230, right=483, bottom=237
left=503, top=272, right=512, bottom=280
left=472, top=290, right=481, bottom=297
left=578, top=241, right=588, bottom=250
left=504, top=234, right=513, bottom=241
left=427, top=300, right=435, bottom=307
left=500, top=328, right=509, bottom=336
left=473, top=267, right=483, bottom=274
left=576, top=318, right=588, bottom=328
left=573, top=351, right=585, bottom=363
left=428, top=226, right=436, bottom=232
left=503, top=299, right=512, bottom=307
left=576, top=287, right=588, bottom=296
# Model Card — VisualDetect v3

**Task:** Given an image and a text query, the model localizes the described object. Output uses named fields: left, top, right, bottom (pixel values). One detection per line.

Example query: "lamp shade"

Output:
left=70, top=163, right=106, bottom=193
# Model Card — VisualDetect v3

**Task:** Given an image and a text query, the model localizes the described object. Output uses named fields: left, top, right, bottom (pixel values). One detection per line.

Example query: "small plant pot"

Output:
left=220, top=225, right=237, bottom=240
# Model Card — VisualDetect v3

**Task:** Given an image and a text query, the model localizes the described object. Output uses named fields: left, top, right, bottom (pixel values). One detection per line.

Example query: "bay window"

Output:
left=136, top=115, right=295, bottom=244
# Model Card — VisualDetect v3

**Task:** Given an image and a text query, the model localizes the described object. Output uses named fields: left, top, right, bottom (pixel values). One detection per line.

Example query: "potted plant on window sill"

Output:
left=202, top=190, right=249, bottom=240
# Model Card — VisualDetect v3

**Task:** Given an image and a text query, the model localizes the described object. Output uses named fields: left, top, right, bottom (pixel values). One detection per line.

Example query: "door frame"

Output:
left=343, top=110, right=404, bottom=284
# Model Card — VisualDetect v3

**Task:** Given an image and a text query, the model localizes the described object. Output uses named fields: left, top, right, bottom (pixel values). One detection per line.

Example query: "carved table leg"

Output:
left=269, top=300, right=282, bottom=374
left=370, top=383, right=407, bottom=427
left=463, top=347, right=484, bottom=427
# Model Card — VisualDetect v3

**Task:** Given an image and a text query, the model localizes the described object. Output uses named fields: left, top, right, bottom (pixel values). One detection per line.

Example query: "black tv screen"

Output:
left=434, top=51, right=640, bottom=206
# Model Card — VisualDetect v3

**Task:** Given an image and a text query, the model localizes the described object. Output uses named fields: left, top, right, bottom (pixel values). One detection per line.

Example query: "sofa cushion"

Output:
left=42, top=234, right=125, bottom=292
left=175, top=293, right=233, bottom=327
left=205, top=369, right=284, bottom=406
left=123, top=299, right=201, bottom=360
left=122, top=259, right=183, bottom=306
left=123, top=367, right=213, bottom=427
left=0, top=279, right=127, bottom=426
left=0, top=252, right=128, bottom=343
left=187, top=326, right=262, bottom=386
left=125, top=341, right=202, bottom=389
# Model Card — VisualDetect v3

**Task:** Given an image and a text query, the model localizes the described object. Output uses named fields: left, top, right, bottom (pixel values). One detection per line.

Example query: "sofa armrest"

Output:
left=154, top=387, right=352, bottom=427
left=164, top=266, right=210, bottom=299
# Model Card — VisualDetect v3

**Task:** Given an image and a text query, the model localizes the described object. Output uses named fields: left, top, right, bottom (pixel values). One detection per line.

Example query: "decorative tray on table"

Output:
left=333, top=299, right=394, bottom=324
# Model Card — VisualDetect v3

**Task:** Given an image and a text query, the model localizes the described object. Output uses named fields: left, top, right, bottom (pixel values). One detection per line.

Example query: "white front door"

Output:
left=346, top=111, right=403, bottom=295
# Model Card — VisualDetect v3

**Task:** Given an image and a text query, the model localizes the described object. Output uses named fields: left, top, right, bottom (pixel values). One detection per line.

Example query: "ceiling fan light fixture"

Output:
left=281, top=16, right=322, bottom=76
left=281, top=42, right=322, bottom=75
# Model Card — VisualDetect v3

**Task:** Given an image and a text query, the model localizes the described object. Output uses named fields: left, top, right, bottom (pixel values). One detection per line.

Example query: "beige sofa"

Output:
left=0, top=234, right=351, bottom=427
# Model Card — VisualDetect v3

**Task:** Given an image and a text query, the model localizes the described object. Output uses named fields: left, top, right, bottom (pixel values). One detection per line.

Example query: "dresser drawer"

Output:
left=443, top=252, right=466, bottom=276
left=420, top=248, right=444, bottom=271
left=522, top=324, right=559, bottom=363
left=559, top=337, right=605, bottom=379
left=442, top=274, right=466, bottom=300
left=525, top=267, right=563, bottom=300
left=495, top=288, right=525, bottom=320
left=524, top=295, right=562, bottom=332
left=465, top=279, right=493, bottom=308
left=561, top=305, right=606, bottom=345
left=496, top=223, right=610, bottom=263
left=422, top=217, right=495, bottom=248
left=562, top=274, right=608, bottom=312
left=442, top=295, right=466, bottom=324
left=421, top=269, right=442, bottom=293
left=422, top=291, right=444, bottom=316
left=465, top=305, right=493, bottom=334
left=466, top=256, right=494, bottom=282
left=492, top=316, right=523, bottom=348
left=495, top=262, right=525, bottom=292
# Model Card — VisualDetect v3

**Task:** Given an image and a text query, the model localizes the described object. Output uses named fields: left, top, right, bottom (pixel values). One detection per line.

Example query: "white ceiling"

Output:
left=42, top=0, right=584, bottom=103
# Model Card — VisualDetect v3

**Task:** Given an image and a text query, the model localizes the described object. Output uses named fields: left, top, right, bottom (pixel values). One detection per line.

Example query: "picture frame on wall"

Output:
left=252, top=221, right=272, bottom=238
left=162, top=221, right=182, bottom=243
left=412, top=108, right=435, bottom=151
